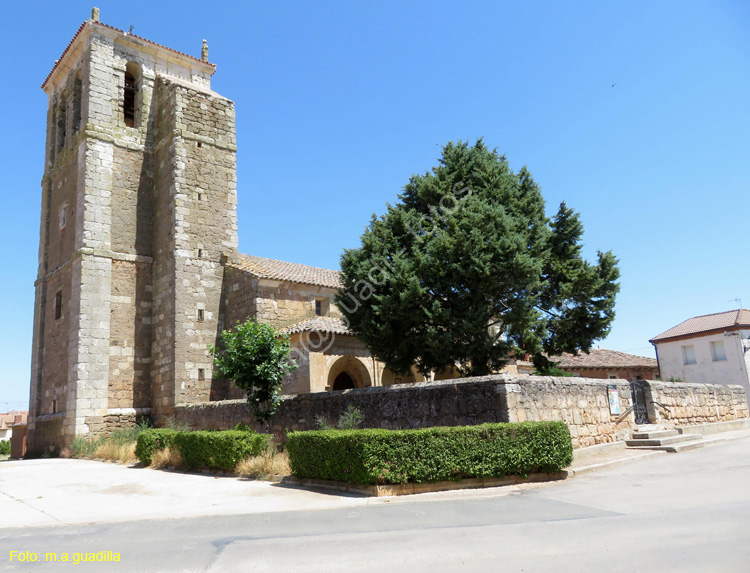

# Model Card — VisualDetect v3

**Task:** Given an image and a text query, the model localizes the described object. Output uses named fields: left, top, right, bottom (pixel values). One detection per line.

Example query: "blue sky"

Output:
left=2, top=1, right=748, bottom=409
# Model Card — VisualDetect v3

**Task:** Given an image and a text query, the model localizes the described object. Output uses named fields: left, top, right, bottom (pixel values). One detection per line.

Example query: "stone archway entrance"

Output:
left=326, top=356, right=371, bottom=391
left=332, top=371, right=355, bottom=391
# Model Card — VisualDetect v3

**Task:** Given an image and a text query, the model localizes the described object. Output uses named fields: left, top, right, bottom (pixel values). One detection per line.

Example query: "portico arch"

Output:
left=326, top=356, right=372, bottom=391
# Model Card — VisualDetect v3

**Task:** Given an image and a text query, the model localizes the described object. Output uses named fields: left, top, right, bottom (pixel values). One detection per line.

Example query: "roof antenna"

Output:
left=728, top=297, right=743, bottom=309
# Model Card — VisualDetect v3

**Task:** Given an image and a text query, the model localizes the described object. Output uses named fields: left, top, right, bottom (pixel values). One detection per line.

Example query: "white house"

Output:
left=650, top=309, right=750, bottom=406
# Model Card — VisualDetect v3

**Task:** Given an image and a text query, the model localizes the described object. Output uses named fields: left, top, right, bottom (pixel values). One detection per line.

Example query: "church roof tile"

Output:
left=230, top=254, right=342, bottom=289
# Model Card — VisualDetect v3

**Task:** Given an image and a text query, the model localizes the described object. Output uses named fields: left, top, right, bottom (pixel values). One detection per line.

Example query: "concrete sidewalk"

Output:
left=3, top=429, right=749, bottom=529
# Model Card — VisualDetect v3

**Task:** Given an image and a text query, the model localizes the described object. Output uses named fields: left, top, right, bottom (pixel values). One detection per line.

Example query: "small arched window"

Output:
left=56, top=98, right=67, bottom=153
left=123, top=62, right=141, bottom=128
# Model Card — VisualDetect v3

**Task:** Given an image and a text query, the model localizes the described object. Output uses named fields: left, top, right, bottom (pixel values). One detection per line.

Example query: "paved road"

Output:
left=2, top=437, right=749, bottom=572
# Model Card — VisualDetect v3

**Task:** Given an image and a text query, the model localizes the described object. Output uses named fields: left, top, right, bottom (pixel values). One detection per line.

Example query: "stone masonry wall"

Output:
left=222, top=266, right=341, bottom=332
left=150, top=78, right=179, bottom=416
left=647, top=381, right=749, bottom=426
left=501, top=377, right=635, bottom=447
left=173, top=375, right=749, bottom=449
left=39, top=267, right=72, bottom=417
left=108, top=260, right=152, bottom=409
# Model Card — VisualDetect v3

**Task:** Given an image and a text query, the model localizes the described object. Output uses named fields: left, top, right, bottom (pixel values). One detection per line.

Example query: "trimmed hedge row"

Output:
left=286, top=422, right=573, bottom=486
left=134, top=429, right=177, bottom=466
left=174, top=430, right=270, bottom=471
left=135, top=428, right=270, bottom=470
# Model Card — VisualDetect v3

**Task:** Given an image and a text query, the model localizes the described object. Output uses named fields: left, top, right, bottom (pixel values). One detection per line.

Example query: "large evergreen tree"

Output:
left=336, top=140, right=620, bottom=377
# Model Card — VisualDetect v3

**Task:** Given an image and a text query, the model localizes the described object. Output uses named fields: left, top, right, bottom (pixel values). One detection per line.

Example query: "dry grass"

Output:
left=150, top=446, right=184, bottom=470
left=235, top=450, right=291, bottom=479
left=95, top=440, right=137, bottom=463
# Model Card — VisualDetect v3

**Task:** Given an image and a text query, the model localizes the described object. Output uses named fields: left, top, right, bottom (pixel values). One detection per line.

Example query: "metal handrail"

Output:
left=650, top=401, right=671, bottom=413
left=615, top=404, right=635, bottom=424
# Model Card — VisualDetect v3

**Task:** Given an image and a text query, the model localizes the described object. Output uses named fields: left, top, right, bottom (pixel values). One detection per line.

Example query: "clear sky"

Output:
left=2, top=1, right=749, bottom=410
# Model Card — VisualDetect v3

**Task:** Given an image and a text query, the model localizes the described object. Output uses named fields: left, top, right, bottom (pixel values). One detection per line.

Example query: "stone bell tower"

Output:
left=28, top=8, right=238, bottom=450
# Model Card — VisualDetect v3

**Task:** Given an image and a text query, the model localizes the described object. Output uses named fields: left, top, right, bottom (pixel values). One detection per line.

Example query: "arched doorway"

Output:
left=333, top=371, right=355, bottom=391
left=326, top=356, right=372, bottom=391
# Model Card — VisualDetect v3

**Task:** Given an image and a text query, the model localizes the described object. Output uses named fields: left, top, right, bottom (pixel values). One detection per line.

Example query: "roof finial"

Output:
left=201, top=39, right=209, bottom=63
left=91, top=7, right=100, bottom=22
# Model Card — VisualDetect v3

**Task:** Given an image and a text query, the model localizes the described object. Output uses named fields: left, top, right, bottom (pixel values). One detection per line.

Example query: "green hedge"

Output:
left=173, top=430, right=270, bottom=471
left=134, top=429, right=177, bottom=466
left=286, top=422, right=573, bottom=486
left=0, top=440, right=11, bottom=456
left=136, top=428, right=271, bottom=470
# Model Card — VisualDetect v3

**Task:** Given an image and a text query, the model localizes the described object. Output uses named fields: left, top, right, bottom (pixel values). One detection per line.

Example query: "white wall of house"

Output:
left=655, top=329, right=750, bottom=405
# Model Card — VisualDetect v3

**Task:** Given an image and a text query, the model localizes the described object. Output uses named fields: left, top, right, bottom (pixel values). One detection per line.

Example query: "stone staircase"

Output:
left=625, top=426, right=705, bottom=453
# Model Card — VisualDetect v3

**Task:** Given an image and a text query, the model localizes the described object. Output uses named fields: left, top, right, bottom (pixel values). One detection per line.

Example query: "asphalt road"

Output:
left=2, top=437, right=749, bottom=572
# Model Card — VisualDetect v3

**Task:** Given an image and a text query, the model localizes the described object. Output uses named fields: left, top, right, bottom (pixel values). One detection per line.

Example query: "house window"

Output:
left=55, top=291, right=62, bottom=320
left=682, top=345, right=696, bottom=365
left=711, top=341, right=727, bottom=362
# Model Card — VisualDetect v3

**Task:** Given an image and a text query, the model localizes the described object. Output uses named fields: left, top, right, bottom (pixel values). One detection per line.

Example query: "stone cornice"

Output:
left=36, top=248, right=154, bottom=286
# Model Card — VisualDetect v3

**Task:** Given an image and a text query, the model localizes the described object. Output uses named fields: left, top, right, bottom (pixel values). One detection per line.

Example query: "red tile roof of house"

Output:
left=0, top=411, right=28, bottom=430
left=650, top=309, right=750, bottom=343
left=278, top=317, right=351, bottom=336
left=230, top=254, right=342, bottom=289
left=554, top=349, right=658, bottom=370
left=42, top=20, right=215, bottom=90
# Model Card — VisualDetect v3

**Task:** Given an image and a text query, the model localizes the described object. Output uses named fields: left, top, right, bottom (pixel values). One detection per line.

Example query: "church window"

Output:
left=197, top=309, right=205, bottom=322
left=198, top=368, right=205, bottom=381
left=72, top=76, right=82, bottom=134
left=315, top=298, right=329, bottom=317
left=123, top=62, right=141, bottom=128
left=55, top=291, right=63, bottom=320
left=59, top=201, right=69, bottom=230
left=56, top=100, right=67, bottom=153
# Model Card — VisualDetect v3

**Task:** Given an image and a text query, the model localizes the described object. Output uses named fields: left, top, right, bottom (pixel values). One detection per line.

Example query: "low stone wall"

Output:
left=647, top=381, right=749, bottom=426
left=173, top=375, right=639, bottom=448
left=503, top=377, right=635, bottom=447
left=172, top=375, right=749, bottom=449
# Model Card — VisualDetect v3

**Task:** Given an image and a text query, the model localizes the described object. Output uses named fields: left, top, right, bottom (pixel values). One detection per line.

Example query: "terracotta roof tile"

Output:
left=650, top=309, right=750, bottom=342
left=278, top=317, right=351, bottom=336
left=554, top=349, right=658, bottom=369
left=230, top=254, right=342, bottom=289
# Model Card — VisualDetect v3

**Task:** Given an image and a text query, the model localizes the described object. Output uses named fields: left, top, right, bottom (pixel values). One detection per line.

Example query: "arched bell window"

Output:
left=123, top=61, right=141, bottom=128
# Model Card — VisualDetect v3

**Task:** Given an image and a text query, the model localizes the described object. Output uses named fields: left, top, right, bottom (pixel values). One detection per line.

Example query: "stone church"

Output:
left=29, top=10, right=479, bottom=450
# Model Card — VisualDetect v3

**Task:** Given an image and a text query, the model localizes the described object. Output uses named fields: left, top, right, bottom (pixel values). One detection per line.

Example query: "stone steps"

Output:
left=627, top=440, right=705, bottom=453
left=631, top=429, right=679, bottom=440
left=625, top=434, right=699, bottom=447
left=626, top=426, right=704, bottom=453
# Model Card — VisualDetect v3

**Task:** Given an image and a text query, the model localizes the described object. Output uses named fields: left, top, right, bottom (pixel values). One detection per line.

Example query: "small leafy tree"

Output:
left=210, top=319, right=297, bottom=425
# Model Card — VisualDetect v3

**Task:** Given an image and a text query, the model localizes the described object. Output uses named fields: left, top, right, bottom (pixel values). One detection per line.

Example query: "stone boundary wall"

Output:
left=171, top=375, right=749, bottom=449
left=646, top=381, right=749, bottom=426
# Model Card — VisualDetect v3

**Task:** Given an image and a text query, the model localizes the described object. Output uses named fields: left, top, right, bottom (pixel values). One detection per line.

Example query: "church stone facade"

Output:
left=28, top=12, right=443, bottom=451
